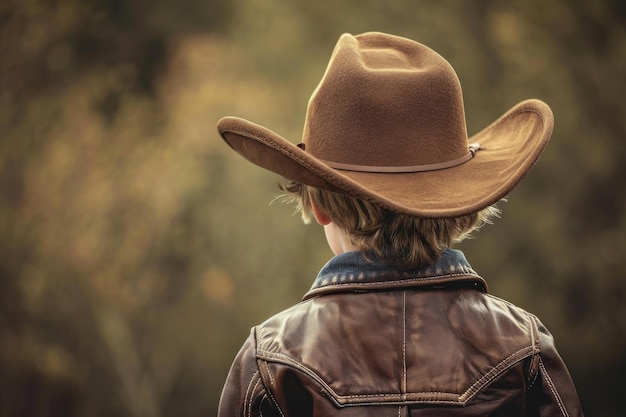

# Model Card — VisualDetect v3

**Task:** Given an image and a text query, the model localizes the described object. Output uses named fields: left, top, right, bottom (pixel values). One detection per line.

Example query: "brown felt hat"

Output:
left=217, top=32, right=553, bottom=217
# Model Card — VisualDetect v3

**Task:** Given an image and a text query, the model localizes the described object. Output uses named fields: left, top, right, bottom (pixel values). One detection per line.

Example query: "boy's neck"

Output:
left=323, top=222, right=360, bottom=256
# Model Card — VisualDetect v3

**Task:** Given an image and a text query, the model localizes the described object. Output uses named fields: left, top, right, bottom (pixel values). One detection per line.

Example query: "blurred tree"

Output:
left=0, top=0, right=235, bottom=120
left=1, top=1, right=237, bottom=416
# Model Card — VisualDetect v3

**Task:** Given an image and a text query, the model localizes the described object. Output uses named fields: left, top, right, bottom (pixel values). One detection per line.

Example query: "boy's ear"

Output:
left=311, top=200, right=332, bottom=226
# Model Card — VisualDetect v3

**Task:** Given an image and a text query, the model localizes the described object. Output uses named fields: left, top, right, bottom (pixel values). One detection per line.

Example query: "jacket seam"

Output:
left=254, top=328, right=286, bottom=417
left=244, top=372, right=261, bottom=417
left=259, top=360, right=276, bottom=388
left=459, top=345, right=537, bottom=402
left=527, top=315, right=541, bottom=387
left=401, top=290, right=407, bottom=396
left=258, top=364, right=285, bottom=417
left=539, top=360, right=570, bottom=417
left=256, top=346, right=536, bottom=406
left=259, top=394, right=267, bottom=417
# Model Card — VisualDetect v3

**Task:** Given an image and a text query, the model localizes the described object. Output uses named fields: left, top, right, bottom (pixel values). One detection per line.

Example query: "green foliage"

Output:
left=0, top=0, right=625, bottom=416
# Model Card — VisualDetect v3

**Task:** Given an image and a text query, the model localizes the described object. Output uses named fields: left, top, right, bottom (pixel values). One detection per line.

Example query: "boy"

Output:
left=216, top=32, right=583, bottom=416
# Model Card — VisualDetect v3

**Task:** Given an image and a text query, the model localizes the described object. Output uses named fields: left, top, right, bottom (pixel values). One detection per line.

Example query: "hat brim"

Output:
left=217, top=99, right=553, bottom=218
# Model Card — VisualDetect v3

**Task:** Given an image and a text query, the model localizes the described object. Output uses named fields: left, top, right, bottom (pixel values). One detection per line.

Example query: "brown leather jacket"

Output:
left=218, top=250, right=583, bottom=416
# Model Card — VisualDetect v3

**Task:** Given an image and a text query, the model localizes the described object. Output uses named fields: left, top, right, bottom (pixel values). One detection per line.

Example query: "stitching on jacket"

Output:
left=539, top=360, right=569, bottom=417
left=484, top=293, right=548, bottom=384
left=528, top=363, right=540, bottom=388
left=527, top=315, right=541, bottom=387
left=459, top=345, right=536, bottom=402
left=256, top=348, right=534, bottom=406
left=528, top=314, right=535, bottom=353
left=259, top=360, right=276, bottom=388
left=247, top=378, right=261, bottom=417
left=256, top=360, right=285, bottom=417
left=263, top=383, right=285, bottom=417
left=244, top=372, right=261, bottom=417
left=402, top=291, right=407, bottom=395
left=254, top=327, right=285, bottom=417
left=259, top=394, right=265, bottom=417
left=257, top=350, right=448, bottom=400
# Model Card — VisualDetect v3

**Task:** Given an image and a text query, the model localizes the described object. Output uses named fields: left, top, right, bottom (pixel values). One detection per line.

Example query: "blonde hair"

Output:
left=278, top=181, right=501, bottom=269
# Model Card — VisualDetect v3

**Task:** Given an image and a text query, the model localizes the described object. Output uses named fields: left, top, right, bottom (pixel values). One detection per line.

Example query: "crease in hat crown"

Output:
left=302, top=32, right=472, bottom=171
left=216, top=31, right=554, bottom=217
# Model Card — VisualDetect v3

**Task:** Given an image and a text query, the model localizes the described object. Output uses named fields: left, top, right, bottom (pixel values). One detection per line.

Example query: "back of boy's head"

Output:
left=279, top=180, right=500, bottom=269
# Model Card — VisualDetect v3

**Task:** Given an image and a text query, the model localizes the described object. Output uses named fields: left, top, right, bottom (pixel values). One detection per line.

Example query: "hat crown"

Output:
left=303, top=32, right=469, bottom=168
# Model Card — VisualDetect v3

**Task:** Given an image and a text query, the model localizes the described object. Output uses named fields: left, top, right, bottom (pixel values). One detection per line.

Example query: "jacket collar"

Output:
left=303, top=248, right=487, bottom=301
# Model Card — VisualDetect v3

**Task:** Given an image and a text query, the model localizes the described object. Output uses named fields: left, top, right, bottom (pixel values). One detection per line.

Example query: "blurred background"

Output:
left=1, top=0, right=625, bottom=416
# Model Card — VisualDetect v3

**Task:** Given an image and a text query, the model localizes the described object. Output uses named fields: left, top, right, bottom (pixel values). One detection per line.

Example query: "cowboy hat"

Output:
left=216, top=32, right=553, bottom=217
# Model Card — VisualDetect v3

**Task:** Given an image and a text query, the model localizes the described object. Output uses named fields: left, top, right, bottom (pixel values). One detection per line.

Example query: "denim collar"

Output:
left=303, top=248, right=487, bottom=300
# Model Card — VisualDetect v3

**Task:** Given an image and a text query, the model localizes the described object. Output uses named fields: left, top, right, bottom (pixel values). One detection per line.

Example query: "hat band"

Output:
left=320, top=143, right=481, bottom=173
